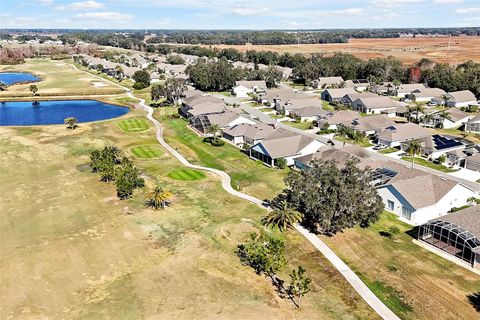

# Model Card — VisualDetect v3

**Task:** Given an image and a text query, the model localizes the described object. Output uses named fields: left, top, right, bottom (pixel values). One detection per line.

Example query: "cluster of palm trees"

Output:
left=336, top=125, right=366, bottom=143
left=407, top=101, right=451, bottom=129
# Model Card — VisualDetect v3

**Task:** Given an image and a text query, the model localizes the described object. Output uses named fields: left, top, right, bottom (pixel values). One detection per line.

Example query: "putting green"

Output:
left=167, top=169, right=206, bottom=181
left=117, top=119, right=149, bottom=132
left=131, top=145, right=164, bottom=158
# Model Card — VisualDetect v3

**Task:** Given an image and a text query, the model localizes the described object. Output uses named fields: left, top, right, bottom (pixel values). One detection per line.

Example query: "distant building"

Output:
left=321, top=88, right=357, bottom=103
left=233, top=80, right=267, bottom=98
left=394, top=83, right=427, bottom=98
left=445, top=90, right=477, bottom=108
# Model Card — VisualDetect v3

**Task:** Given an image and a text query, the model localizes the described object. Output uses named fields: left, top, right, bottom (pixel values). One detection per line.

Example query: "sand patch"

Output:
left=91, top=82, right=108, bottom=87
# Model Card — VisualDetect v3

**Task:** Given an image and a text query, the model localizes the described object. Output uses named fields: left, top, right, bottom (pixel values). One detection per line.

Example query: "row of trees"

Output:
left=151, top=78, right=187, bottom=105
left=90, top=146, right=145, bottom=199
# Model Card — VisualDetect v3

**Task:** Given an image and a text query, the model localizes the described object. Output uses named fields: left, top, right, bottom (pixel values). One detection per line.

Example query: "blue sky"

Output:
left=1, top=0, right=479, bottom=29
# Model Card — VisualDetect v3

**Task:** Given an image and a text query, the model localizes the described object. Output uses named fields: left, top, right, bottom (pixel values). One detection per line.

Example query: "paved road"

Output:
left=73, top=65, right=401, bottom=319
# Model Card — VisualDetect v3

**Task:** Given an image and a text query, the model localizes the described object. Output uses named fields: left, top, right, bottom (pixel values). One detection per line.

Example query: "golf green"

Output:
left=117, top=119, right=149, bottom=132
left=131, top=145, right=164, bottom=158
left=167, top=169, right=206, bottom=181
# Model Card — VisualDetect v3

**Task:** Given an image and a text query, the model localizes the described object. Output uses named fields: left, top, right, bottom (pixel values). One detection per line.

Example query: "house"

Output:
left=419, top=134, right=466, bottom=160
left=249, top=130, right=323, bottom=167
left=410, top=88, right=446, bottom=104
left=376, top=161, right=475, bottom=225
left=321, top=88, right=357, bottom=103
left=233, top=80, right=267, bottom=98
left=315, top=76, right=344, bottom=89
left=259, top=87, right=300, bottom=106
left=424, top=108, right=470, bottom=129
left=465, top=114, right=480, bottom=133
left=376, top=123, right=431, bottom=147
left=351, top=96, right=404, bottom=115
left=281, top=98, right=324, bottom=116
left=395, top=83, right=427, bottom=97
left=293, top=145, right=368, bottom=170
left=180, top=95, right=226, bottom=118
left=370, top=82, right=394, bottom=95
left=344, top=79, right=370, bottom=92
left=289, top=106, right=330, bottom=122
left=466, top=153, right=480, bottom=172
left=223, top=123, right=276, bottom=147
left=417, top=206, right=480, bottom=269
left=190, top=110, right=255, bottom=134
left=342, top=92, right=378, bottom=106
left=340, top=115, right=396, bottom=136
left=445, top=90, right=477, bottom=108
left=276, top=66, right=293, bottom=79
left=317, top=110, right=359, bottom=130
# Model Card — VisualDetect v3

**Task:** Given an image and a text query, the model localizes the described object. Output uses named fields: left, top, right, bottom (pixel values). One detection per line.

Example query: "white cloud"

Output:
left=455, top=7, right=480, bottom=14
left=463, top=16, right=480, bottom=21
left=76, top=11, right=133, bottom=20
left=433, top=0, right=462, bottom=3
left=36, top=0, right=54, bottom=5
left=370, top=0, right=425, bottom=8
left=56, top=1, right=104, bottom=11
left=229, top=6, right=271, bottom=16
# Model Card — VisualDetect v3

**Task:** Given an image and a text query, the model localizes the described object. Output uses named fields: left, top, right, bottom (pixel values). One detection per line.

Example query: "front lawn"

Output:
left=378, top=147, right=399, bottom=154
left=400, top=156, right=458, bottom=173
left=283, top=121, right=314, bottom=130
left=335, top=135, right=373, bottom=147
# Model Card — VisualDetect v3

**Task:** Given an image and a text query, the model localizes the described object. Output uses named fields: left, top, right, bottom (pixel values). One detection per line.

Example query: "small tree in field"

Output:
left=64, top=117, right=78, bottom=129
left=262, top=199, right=302, bottom=232
left=288, top=266, right=311, bottom=308
left=145, top=185, right=172, bottom=209
left=29, top=84, right=38, bottom=96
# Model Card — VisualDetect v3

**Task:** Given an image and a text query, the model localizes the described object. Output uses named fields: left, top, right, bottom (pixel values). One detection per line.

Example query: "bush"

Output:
left=211, top=139, right=225, bottom=147
left=275, top=158, right=287, bottom=169
left=133, top=82, right=148, bottom=90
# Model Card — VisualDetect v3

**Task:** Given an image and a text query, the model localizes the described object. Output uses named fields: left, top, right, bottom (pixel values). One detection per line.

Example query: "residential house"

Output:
left=249, top=129, right=323, bottom=167
left=351, top=96, right=404, bottom=116
left=281, top=98, right=324, bottom=116
left=376, top=122, right=431, bottom=147
left=424, top=108, right=470, bottom=129
left=321, top=88, right=357, bottom=103
left=180, top=95, right=226, bottom=118
left=445, top=90, right=477, bottom=108
left=223, top=123, right=276, bottom=147
left=344, top=79, right=370, bottom=92
left=410, top=88, right=446, bottom=104
left=340, top=115, right=396, bottom=136
left=376, top=161, right=475, bottom=225
left=289, top=106, right=330, bottom=123
left=370, top=82, right=394, bottom=95
left=465, top=114, right=480, bottom=133
left=342, top=92, right=378, bottom=106
left=419, top=134, right=466, bottom=160
left=395, top=83, right=427, bottom=97
left=315, top=76, right=344, bottom=89
left=293, top=145, right=368, bottom=170
left=466, top=153, right=480, bottom=172
left=317, top=110, right=360, bottom=130
left=233, top=80, right=267, bottom=98
left=190, top=109, right=255, bottom=134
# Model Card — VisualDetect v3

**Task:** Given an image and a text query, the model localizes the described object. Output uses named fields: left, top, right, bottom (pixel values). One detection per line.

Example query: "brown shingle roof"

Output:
left=259, top=129, right=317, bottom=158
left=434, top=206, right=480, bottom=240
left=223, top=123, right=275, bottom=140
left=447, top=90, right=477, bottom=103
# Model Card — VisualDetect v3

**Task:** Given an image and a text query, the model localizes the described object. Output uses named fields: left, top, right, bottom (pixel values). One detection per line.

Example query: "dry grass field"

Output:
left=206, top=36, right=480, bottom=64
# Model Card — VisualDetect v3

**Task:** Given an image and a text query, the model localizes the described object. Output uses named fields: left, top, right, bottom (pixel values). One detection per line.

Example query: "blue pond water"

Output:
left=0, top=100, right=129, bottom=126
left=0, top=72, right=40, bottom=85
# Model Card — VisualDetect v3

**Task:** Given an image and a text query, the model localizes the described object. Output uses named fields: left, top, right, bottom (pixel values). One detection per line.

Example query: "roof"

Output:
left=294, top=145, right=368, bottom=167
left=342, top=115, right=396, bottom=132
left=292, top=106, right=329, bottom=117
left=286, top=98, right=324, bottom=109
left=343, top=92, right=378, bottom=102
left=377, top=123, right=431, bottom=143
left=467, top=114, right=480, bottom=123
left=323, top=110, right=360, bottom=124
left=318, top=77, right=344, bottom=85
left=433, top=206, right=480, bottom=240
left=223, top=123, right=276, bottom=140
left=441, top=108, right=470, bottom=122
left=354, top=96, right=401, bottom=110
left=396, top=83, right=426, bottom=92
left=235, top=80, right=267, bottom=90
left=411, top=88, right=446, bottom=98
left=447, top=90, right=477, bottom=103
left=323, top=88, right=357, bottom=99
left=183, top=94, right=226, bottom=116
left=257, top=129, right=318, bottom=158
left=206, top=110, right=247, bottom=127
left=261, top=88, right=301, bottom=102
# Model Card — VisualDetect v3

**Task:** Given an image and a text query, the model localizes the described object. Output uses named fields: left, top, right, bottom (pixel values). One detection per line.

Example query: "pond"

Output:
left=0, top=72, right=40, bottom=85
left=0, top=100, right=129, bottom=126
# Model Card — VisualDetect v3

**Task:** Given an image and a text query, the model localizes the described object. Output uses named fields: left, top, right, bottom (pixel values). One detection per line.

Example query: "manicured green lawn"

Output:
left=259, top=107, right=274, bottom=112
left=283, top=121, right=314, bottom=130
left=378, top=147, right=399, bottom=154
left=117, top=118, right=149, bottom=132
left=131, top=145, right=164, bottom=158
left=335, top=135, right=373, bottom=147
left=167, top=169, right=206, bottom=181
left=400, top=156, right=458, bottom=173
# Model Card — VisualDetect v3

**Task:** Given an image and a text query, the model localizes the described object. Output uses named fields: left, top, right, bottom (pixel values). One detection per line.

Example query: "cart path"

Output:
left=73, top=63, right=400, bottom=320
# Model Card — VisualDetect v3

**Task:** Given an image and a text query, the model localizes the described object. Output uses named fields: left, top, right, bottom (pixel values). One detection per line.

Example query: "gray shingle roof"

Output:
left=258, top=129, right=317, bottom=158
left=447, top=90, right=477, bottom=103
left=434, top=206, right=480, bottom=240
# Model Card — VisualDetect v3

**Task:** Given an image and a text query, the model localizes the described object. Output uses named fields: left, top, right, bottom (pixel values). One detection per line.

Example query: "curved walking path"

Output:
left=74, top=63, right=399, bottom=320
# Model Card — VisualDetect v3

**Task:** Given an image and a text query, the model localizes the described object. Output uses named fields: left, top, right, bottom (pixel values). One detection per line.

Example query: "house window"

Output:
left=401, top=207, right=413, bottom=220
left=387, top=200, right=394, bottom=211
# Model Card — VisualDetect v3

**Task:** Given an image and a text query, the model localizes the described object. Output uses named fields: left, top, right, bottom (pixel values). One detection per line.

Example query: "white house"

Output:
left=351, top=96, right=404, bottom=115
left=465, top=114, right=480, bottom=133
left=249, top=129, right=323, bottom=167
left=376, top=162, right=475, bottom=225
left=445, top=90, right=477, bottom=108
left=394, top=83, right=426, bottom=98
left=376, top=123, right=431, bottom=148
left=344, top=79, right=370, bottom=92
left=190, top=110, right=255, bottom=134
left=223, top=123, right=276, bottom=147
left=410, top=88, right=446, bottom=103
left=321, top=88, right=357, bottom=103
left=233, top=80, right=267, bottom=98
left=424, top=108, right=470, bottom=129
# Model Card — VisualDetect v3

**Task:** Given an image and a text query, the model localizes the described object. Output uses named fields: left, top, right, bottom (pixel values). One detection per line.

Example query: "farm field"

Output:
left=322, top=212, right=480, bottom=320
left=0, top=100, right=377, bottom=319
left=203, top=36, right=480, bottom=64
left=0, top=59, right=124, bottom=97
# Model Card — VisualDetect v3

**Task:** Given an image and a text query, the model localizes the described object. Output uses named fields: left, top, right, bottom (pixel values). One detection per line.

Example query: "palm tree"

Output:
left=467, top=196, right=480, bottom=206
left=413, top=103, right=425, bottom=124
left=262, top=200, right=303, bottom=232
left=406, top=140, right=422, bottom=168
left=64, top=117, right=78, bottom=129
left=29, top=84, right=38, bottom=96
left=437, top=110, right=450, bottom=129
left=145, top=185, right=172, bottom=209
left=208, top=124, right=221, bottom=142
left=422, top=113, right=433, bottom=126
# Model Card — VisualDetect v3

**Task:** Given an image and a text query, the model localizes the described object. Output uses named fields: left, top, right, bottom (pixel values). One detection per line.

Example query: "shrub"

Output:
left=275, top=158, right=287, bottom=169
left=210, top=139, right=225, bottom=147
left=133, top=82, right=148, bottom=90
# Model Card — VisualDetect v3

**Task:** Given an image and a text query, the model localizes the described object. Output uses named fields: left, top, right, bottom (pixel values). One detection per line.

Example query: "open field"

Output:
left=323, top=212, right=480, bottom=320
left=0, top=59, right=124, bottom=97
left=204, top=36, right=480, bottom=64
left=167, top=169, right=206, bottom=181
left=0, top=97, right=378, bottom=319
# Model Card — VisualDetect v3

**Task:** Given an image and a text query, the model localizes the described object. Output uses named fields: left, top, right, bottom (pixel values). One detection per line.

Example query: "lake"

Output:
left=0, top=72, right=40, bottom=85
left=0, top=100, right=129, bottom=126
